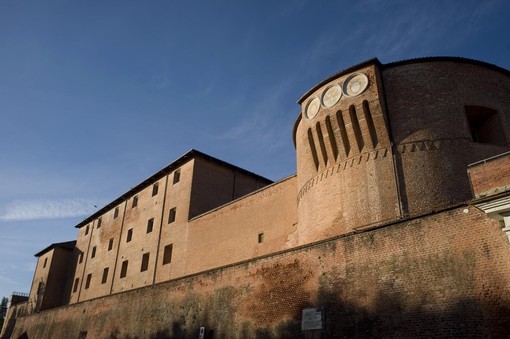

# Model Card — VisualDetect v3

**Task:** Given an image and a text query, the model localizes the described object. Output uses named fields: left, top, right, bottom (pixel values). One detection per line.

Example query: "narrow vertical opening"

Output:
left=101, top=267, right=109, bottom=284
left=120, top=261, right=128, bottom=278
left=140, top=253, right=150, bottom=272
left=349, top=105, right=364, bottom=152
left=85, top=274, right=92, bottom=289
left=325, top=116, right=339, bottom=160
left=362, top=100, right=378, bottom=148
left=307, top=128, right=320, bottom=171
left=335, top=110, right=351, bottom=157
left=73, top=278, right=79, bottom=293
left=163, top=244, right=173, bottom=265
left=152, top=183, right=159, bottom=196
left=132, top=196, right=138, bottom=208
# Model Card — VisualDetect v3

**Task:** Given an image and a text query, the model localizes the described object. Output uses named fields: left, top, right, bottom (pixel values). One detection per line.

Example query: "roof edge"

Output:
left=75, top=149, right=273, bottom=229
left=34, top=241, right=76, bottom=257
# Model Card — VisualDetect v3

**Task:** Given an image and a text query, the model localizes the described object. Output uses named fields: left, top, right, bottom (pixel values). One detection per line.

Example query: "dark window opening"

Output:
left=120, top=260, right=128, bottom=278
left=168, top=208, right=176, bottom=224
left=141, top=253, right=150, bottom=272
left=152, top=183, right=159, bottom=196
left=108, top=238, right=114, bottom=251
left=101, top=267, right=109, bottom=284
left=126, top=229, right=133, bottom=243
left=85, top=274, right=92, bottom=289
left=97, top=218, right=102, bottom=228
left=147, top=218, right=154, bottom=233
left=91, top=246, right=96, bottom=259
left=85, top=225, right=89, bottom=235
left=73, top=278, right=79, bottom=293
left=132, top=195, right=138, bottom=208
left=43, top=257, right=47, bottom=268
left=79, top=253, right=83, bottom=264
left=113, top=207, right=119, bottom=219
left=258, top=233, right=264, bottom=243
left=173, top=169, right=181, bottom=184
left=163, top=244, right=173, bottom=265
left=465, top=106, right=506, bottom=146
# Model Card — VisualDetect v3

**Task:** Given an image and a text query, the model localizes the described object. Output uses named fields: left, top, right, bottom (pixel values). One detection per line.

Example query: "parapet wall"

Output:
left=9, top=206, right=510, bottom=338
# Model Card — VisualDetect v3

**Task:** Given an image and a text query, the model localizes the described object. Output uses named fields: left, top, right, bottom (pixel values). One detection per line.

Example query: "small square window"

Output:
left=91, top=246, right=96, bottom=258
left=108, top=238, right=114, bottom=251
left=173, top=169, right=181, bottom=184
left=126, top=229, right=133, bottom=243
left=152, top=183, right=159, bottom=196
left=258, top=233, right=264, bottom=243
left=168, top=208, right=176, bottom=224
left=132, top=195, right=138, bottom=208
left=163, top=244, right=173, bottom=265
left=141, top=253, right=150, bottom=272
left=73, top=278, right=79, bottom=293
left=85, top=274, right=92, bottom=289
left=113, top=207, right=119, bottom=219
left=147, top=218, right=154, bottom=233
left=120, top=260, right=128, bottom=278
left=97, top=218, right=102, bottom=229
left=101, top=267, right=109, bottom=284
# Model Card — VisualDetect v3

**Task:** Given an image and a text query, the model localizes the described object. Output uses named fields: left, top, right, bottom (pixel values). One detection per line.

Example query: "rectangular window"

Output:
left=163, top=244, right=173, bottom=265
left=113, top=207, right=119, bottom=219
left=152, top=183, right=159, bottom=196
left=79, top=253, right=83, bottom=264
left=91, top=246, right=96, bottom=258
left=101, top=267, right=109, bottom=284
left=465, top=106, right=506, bottom=145
left=97, top=218, right=102, bottom=228
left=108, top=238, right=114, bottom=251
left=168, top=208, right=176, bottom=224
left=85, top=225, right=89, bottom=235
left=258, top=233, right=264, bottom=243
left=73, top=278, right=79, bottom=293
left=85, top=274, right=92, bottom=289
left=132, top=195, right=138, bottom=208
left=141, top=253, right=150, bottom=272
left=173, top=169, right=181, bottom=184
left=147, top=218, right=154, bottom=233
left=43, top=257, right=47, bottom=268
left=126, top=229, right=133, bottom=243
left=120, top=260, right=128, bottom=278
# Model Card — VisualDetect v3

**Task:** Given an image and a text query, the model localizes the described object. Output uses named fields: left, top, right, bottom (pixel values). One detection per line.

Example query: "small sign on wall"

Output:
left=301, top=307, right=324, bottom=331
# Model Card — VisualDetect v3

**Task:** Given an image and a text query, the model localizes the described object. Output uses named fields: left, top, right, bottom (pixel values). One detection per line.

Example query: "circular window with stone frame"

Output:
left=321, top=84, right=343, bottom=108
left=342, top=73, right=369, bottom=97
left=305, top=97, right=321, bottom=119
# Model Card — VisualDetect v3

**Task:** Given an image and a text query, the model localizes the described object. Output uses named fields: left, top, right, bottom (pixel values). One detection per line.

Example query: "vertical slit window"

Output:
left=43, top=257, right=47, bottom=268
left=101, top=267, right=109, bottom=284
left=325, top=116, right=339, bottom=160
left=132, top=195, right=138, bottom=208
left=73, top=278, right=79, bottom=293
left=141, top=253, right=150, bottom=272
left=168, top=208, right=176, bottom=224
left=120, top=261, right=128, bottom=278
left=126, top=229, right=133, bottom=243
left=147, top=218, right=154, bottom=233
left=113, top=207, right=119, bottom=219
left=152, top=183, right=159, bottom=196
left=85, top=274, right=92, bottom=289
left=336, top=110, right=351, bottom=157
left=173, top=169, right=181, bottom=184
left=163, top=244, right=173, bottom=265
left=307, top=128, right=320, bottom=170
left=108, top=238, right=114, bottom=251
left=91, top=246, right=96, bottom=259
left=362, top=101, right=378, bottom=148
left=349, top=105, right=364, bottom=151
left=97, top=218, right=102, bottom=229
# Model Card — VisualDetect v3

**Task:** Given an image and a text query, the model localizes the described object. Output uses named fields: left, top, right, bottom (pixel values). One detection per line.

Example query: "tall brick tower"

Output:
left=294, top=58, right=510, bottom=245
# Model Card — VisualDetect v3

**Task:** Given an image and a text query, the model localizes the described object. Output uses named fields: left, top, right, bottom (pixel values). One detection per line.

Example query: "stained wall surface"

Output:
left=9, top=206, right=510, bottom=338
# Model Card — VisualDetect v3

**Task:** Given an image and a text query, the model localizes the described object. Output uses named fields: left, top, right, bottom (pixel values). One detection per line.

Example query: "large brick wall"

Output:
left=9, top=206, right=510, bottom=338
left=468, top=152, right=510, bottom=198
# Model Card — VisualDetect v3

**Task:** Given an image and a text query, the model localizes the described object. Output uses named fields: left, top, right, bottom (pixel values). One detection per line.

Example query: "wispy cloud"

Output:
left=0, top=198, right=103, bottom=221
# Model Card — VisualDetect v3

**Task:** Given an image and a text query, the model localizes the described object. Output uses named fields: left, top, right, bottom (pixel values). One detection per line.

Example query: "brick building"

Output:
left=3, top=57, right=510, bottom=338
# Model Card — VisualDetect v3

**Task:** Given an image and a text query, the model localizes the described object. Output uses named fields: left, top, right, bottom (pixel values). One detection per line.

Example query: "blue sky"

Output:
left=1, top=0, right=509, bottom=299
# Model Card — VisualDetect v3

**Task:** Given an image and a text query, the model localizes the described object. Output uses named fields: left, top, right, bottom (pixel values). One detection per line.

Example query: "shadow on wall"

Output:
left=103, top=294, right=510, bottom=339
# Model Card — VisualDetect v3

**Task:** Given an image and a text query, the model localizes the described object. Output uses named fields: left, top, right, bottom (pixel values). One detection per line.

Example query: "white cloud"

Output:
left=0, top=198, right=103, bottom=221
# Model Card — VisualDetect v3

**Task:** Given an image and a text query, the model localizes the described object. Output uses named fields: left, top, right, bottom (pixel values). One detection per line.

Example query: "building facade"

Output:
left=3, top=57, right=510, bottom=338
